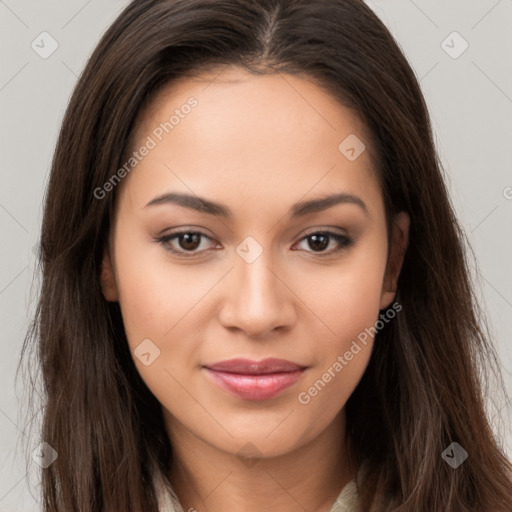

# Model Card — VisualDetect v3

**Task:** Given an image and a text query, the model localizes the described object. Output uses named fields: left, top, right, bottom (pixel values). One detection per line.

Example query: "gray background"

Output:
left=1, top=1, right=511, bottom=510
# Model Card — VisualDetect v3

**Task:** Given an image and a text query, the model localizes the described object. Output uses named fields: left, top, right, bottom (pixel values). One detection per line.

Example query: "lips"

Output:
left=205, top=358, right=306, bottom=374
left=203, top=358, right=307, bottom=401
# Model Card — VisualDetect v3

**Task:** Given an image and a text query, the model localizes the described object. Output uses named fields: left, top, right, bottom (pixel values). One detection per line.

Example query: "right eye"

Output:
left=156, top=230, right=220, bottom=257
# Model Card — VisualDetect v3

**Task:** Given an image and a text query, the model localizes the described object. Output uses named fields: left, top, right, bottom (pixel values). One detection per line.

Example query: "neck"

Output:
left=165, top=409, right=354, bottom=512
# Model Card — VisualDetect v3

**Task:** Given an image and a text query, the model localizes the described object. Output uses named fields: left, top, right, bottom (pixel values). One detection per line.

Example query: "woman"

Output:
left=21, top=0, right=512, bottom=510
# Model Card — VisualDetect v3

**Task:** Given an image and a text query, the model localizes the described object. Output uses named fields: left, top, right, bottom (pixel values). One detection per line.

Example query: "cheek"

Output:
left=295, top=239, right=388, bottom=415
left=112, top=242, right=208, bottom=415
left=111, top=226, right=225, bottom=395
left=295, top=302, right=377, bottom=432
left=113, top=225, right=211, bottom=344
left=307, top=239, right=388, bottom=345
left=317, top=267, right=384, bottom=337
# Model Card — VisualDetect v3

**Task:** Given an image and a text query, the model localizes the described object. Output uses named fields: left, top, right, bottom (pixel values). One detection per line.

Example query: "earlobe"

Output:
left=380, top=211, right=410, bottom=309
left=100, top=249, right=119, bottom=302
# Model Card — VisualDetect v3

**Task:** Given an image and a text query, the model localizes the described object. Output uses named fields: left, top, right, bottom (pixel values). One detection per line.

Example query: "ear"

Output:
left=100, top=248, right=119, bottom=302
left=380, top=211, right=410, bottom=309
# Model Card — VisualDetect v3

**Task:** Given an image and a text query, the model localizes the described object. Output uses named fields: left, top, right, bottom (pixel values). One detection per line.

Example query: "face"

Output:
left=101, top=67, right=408, bottom=459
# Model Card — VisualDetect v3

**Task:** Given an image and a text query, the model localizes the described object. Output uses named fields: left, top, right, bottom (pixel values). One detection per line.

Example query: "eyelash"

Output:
left=155, top=229, right=354, bottom=258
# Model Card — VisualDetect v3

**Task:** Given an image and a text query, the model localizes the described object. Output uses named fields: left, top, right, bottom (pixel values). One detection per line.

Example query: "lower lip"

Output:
left=204, top=368, right=305, bottom=401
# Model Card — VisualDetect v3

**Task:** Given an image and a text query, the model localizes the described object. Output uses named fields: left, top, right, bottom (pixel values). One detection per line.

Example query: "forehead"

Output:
left=137, top=66, right=370, bottom=150
left=120, top=66, right=382, bottom=217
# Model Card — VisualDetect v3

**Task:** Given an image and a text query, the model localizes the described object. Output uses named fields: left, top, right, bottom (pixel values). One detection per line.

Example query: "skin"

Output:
left=101, top=66, right=409, bottom=512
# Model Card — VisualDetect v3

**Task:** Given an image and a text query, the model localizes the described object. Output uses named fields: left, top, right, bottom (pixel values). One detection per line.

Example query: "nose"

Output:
left=218, top=247, right=297, bottom=338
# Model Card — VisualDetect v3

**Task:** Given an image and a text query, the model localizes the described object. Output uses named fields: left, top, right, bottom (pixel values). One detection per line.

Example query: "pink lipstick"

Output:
left=203, top=358, right=307, bottom=401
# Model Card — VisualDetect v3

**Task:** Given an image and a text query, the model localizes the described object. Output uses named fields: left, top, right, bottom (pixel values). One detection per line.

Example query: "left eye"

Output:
left=156, top=230, right=353, bottom=257
left=294, top=231, right=353, bottom=254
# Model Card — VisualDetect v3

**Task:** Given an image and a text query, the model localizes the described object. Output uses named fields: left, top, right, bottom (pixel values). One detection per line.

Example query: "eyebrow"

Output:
left=144, top=191, right=368, bottom=218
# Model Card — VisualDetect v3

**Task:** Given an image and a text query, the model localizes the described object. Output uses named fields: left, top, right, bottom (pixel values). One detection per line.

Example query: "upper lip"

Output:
left=204, top=358, right=307, bottom=375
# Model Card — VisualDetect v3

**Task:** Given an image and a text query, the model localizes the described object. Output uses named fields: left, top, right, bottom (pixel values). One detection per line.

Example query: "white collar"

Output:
left=153, top=470, right=360, bottom=512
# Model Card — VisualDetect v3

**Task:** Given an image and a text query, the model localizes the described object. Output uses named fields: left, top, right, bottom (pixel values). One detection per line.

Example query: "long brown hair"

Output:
left=19, top=0, right=512, bottom=510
